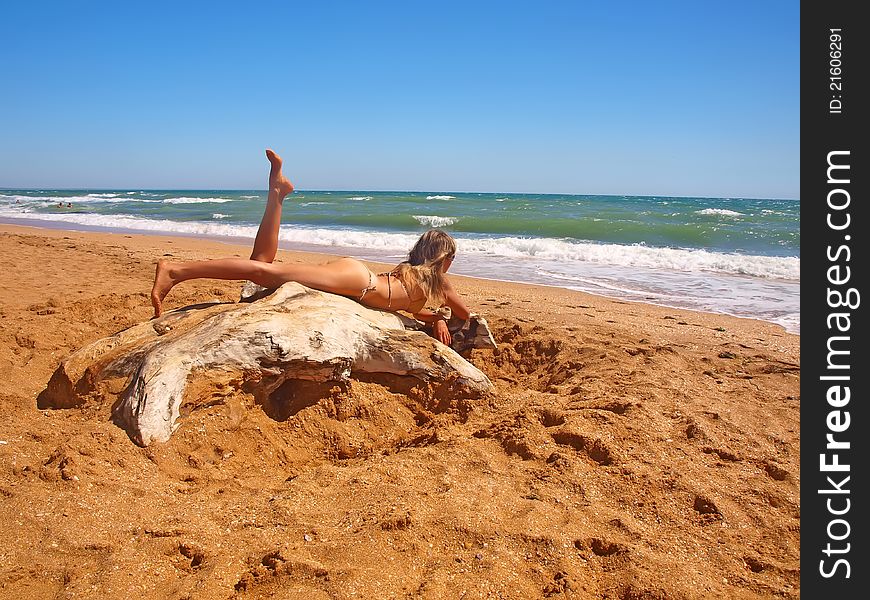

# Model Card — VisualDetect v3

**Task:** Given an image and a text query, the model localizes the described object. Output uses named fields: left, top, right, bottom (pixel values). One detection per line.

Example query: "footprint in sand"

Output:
left=550, top=431, right=615, bottom=466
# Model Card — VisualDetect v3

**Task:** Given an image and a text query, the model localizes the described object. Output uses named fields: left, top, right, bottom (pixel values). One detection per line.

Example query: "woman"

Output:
left=150, top=149, right=471, bottom=345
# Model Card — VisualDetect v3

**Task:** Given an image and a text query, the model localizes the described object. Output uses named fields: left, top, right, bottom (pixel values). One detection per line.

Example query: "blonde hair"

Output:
left=393, top=229, right=456, bottom=308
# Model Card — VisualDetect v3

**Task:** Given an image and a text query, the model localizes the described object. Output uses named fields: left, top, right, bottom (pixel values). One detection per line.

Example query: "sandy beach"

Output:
left=0, top=223, right=799, bottom=598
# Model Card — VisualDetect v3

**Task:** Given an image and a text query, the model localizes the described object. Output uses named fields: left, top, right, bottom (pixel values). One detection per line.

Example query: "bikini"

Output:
left=358, top=271, right=378, bottom=303
left=358, top=270, right=427, bottom=313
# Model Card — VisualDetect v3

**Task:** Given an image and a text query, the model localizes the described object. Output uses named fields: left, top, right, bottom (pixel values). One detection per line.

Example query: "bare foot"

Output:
left=265, top=149, right=294, bottom=198
left=150, top=259, right=177, bottom=318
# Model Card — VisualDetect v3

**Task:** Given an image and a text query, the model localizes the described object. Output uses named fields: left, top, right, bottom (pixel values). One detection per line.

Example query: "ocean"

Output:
left=0, top=189, right=800, bottom=333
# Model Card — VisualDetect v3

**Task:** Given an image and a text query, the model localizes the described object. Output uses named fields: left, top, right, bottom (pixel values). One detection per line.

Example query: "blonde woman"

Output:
left=150, top=149, right=471, bottom=345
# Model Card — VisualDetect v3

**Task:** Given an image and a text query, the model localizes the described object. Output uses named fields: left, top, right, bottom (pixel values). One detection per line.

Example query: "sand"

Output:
left=0, top=223, right=800, bottom=599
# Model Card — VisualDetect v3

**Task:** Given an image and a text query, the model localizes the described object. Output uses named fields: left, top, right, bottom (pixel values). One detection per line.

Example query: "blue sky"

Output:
left=1, top=1, right=799, bottom=198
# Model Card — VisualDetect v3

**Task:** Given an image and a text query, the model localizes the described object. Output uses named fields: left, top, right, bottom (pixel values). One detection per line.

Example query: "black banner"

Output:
left=802, top=1, right=868, bottom=596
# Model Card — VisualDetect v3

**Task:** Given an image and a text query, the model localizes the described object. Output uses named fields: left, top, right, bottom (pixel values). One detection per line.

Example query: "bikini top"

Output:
left=381, top=271, right=428, bottom=314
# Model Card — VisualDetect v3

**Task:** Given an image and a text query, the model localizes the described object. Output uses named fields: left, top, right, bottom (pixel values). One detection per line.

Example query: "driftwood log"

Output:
left=39, top=282, right=496, bottom=446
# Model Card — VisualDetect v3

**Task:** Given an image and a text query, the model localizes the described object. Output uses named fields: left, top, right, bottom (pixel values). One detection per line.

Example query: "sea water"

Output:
left=0, top=190, right=800, bottom=333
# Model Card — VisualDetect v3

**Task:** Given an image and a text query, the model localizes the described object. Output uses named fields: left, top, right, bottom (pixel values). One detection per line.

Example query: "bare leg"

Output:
left=250, top=149, right=295, bottom=263
left=151, top=257, right=371, bottom=318
left=152, top=258, right=274, bottom=317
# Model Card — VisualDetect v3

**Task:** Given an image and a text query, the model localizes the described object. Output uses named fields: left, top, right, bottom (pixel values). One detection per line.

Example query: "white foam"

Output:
left=162, top=196, right=234, bottom=204
left=413, top=215, right=458, bottom=227
left=531, top=265, right=799, bottom=334
left=425, top=195, right=455, bottom=200
left=276, top=227, right=420, bottom=251
left=538, top=270, right=679, bottom=299
left=0, top=207, right=800, bottom=282
left=212, top=213, right=229, bottom=219
left=3, top=193, right=108, bottom=204
left=2, top=193, right=161, bottom=205
left=347, top=196, right=372, bottom=201
left=696, top=208, right=744, bottom=217
left=456, top=236, right=799, bottom=280
left=771, top=313, right=801, bottom=334
left=0, top=210, right=261, bottom=238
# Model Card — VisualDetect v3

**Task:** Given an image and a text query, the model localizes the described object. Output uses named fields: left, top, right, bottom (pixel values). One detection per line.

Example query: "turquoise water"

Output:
left=0, top=189, right=800, bottom=332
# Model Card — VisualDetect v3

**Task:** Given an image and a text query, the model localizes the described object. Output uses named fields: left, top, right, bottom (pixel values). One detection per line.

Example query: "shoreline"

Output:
left=0, top=218, right=800, bottom=337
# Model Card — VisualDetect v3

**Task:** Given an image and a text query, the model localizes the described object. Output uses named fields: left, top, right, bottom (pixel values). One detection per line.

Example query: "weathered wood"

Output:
left=39, top=282, right=495, bottom=446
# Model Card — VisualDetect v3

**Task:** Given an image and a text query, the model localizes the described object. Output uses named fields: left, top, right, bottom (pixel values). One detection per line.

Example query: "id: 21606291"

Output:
left=829, top=29, right=843, bottom=115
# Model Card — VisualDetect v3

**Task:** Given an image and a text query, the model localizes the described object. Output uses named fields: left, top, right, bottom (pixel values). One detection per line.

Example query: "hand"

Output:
left=432, top=319, right=451, bottom=346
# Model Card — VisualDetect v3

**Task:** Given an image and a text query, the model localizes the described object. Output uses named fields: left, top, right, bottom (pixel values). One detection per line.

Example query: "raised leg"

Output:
left=250, top=149, right=295, bottom=263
